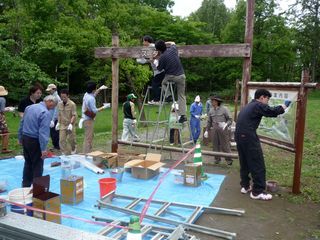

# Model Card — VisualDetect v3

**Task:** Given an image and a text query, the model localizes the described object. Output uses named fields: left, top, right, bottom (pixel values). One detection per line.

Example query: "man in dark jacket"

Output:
left=235, top=89, right=287, bottom=200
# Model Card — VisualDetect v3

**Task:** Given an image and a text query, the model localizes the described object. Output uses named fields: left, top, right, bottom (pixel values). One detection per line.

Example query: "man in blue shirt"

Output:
left=18, top=95, right=57, bottom=187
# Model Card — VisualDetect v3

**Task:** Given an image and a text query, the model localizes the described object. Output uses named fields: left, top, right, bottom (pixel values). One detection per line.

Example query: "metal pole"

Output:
left=111, top=34, right=119, bottom=153
left=240, top=0, right=255, bottom=108
left=292, top=70, right=309, bottom=193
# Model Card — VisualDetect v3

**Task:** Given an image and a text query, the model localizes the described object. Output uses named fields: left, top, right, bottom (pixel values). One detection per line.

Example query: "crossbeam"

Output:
left=95, top=44, right=251, bottom=59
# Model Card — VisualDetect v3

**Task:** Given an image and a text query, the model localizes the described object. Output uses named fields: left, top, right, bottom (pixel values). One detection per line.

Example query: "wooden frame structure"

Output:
left=95, top=0, right=318, bottom=193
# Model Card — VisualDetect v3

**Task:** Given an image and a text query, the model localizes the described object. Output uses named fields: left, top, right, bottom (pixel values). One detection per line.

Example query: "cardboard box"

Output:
left=125, top=153, right=164, bottom=179
left=87, top=151, right=118, bottom=168
left=33, top=175, right=61, bottom=224
left=184, top=164, right=201, bottom=187
left=60, top=175, right=83, bottom=204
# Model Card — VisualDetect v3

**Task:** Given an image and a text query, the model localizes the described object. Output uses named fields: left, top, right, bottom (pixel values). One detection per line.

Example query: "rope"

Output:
left=139, top=146, right=196, bottom=223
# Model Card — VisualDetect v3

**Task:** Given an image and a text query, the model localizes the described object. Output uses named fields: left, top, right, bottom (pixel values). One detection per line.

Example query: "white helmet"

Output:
left=171, top=102, right=179, bottom=111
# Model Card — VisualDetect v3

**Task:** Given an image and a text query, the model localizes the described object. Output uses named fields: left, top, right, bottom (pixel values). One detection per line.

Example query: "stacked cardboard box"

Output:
left=33, top=175, right=61, bottom=224
left=87, top=151, right=118, bottom=168
left=125, top=153, right=165, bottom=179
left=60, top=175, right=83, bottom=204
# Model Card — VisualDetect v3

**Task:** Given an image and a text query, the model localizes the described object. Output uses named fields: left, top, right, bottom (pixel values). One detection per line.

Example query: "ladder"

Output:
left=94, top=192, right=244, bottom=240
left=137, top=81, right=193, bottom=154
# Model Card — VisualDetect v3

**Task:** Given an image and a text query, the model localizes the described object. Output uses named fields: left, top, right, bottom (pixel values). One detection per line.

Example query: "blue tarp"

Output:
left=0, top=156, right=225, bottom=233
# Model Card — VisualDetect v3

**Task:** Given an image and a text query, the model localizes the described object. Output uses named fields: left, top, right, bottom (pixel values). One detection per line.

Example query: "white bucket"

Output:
left=8, top=188, right=33, bottom=216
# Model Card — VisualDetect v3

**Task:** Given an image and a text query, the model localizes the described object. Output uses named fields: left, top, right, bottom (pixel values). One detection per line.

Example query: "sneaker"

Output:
left=250, top=192, right=272, bottom=201
left=148, top=100, right=155, bottom=105
left=178, top=115, right=187, bottom=123
left=240, top=186, right=252, bottom=194
left=170, top=143, right=174, bottom=146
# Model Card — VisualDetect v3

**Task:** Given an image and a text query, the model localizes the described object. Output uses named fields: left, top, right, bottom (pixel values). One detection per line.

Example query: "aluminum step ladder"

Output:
left=95, top=192, right=244, bottom=240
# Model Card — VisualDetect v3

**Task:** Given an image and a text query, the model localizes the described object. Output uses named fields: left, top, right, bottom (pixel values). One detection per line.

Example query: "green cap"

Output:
left=127, top=93, right=137, bottom=100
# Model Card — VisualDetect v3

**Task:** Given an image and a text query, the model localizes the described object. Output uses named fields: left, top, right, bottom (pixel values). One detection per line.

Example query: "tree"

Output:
left=288, top=0, right=320, bottom=82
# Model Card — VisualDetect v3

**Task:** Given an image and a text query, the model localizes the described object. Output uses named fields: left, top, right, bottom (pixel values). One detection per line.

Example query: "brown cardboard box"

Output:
left=184, top=164, right=201, bottom=187
left=33, top=175, right=61, bottom=224
left=87, top=151, right=118, bottom=168
left=125, top=153, right=165, bottom=179
left=60, top=175, right=83, bottom=204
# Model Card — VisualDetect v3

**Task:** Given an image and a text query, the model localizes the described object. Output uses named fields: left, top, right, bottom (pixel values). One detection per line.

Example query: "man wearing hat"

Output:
left=0, top=86, right=14, bottom=153
left=190, top=95, right=203, bottom=143
left=46, top=83, right=61, bottom=150
left=121, top=93, right=140, bottom=142
left=204, top=95, right=233, bottom=165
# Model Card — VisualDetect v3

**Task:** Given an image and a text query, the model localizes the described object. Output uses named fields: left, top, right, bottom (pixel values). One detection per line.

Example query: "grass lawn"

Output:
left=1, top=92, right=320, bottom=204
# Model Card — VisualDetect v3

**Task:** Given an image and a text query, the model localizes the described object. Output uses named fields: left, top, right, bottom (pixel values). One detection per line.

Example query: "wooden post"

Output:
left=240, top=0, right=255, bottom=108
left=233, top=79, right=240, bottom=121
left=111, top=35, right=119, bottom=153
left=292, top=70, right=310, bottom=193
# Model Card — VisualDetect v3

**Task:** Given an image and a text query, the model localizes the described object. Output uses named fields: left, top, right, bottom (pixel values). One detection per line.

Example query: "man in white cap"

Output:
left=190, top=95, right=203, bottom=143
left=46, top=83, right=61, bottom=150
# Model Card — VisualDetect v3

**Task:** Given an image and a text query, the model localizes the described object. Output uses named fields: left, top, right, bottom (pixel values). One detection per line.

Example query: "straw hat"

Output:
left=0, top=86, right=8, bottom=96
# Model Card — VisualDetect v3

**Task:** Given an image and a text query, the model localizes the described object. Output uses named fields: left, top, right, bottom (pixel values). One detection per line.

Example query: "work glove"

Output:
left=67, top=124, right=73, bottom=131
left=78, top=118, right=84, bottom=129
left=195, top=115, right=200, bottom=119
left=50, top=120, right=55, bottom=128
left=102, top=103, right=110, bottom=109
left=204, top=131, right=208, bottom=138
left=55, top=123, right=60, bottom=131
left=98, top=85, right=108, bottom=91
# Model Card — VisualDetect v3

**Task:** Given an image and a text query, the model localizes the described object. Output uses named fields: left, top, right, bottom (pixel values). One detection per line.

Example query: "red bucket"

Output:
left=99, top=178, right=116, bottom=198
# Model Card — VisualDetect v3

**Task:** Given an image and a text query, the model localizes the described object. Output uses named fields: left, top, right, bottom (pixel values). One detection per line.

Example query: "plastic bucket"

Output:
left=98, top=178, right=116, bottom=198
left=8, top=188, right=33, bottom=216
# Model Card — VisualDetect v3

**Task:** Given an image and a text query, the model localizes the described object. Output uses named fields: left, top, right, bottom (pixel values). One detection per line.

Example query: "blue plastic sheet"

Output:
left=0, top=157, right=225, bottom=233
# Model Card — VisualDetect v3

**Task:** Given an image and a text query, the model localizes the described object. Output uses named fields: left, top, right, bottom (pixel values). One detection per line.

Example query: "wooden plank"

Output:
left=111, top=35, right=119, bottom=153
left=95, top=44, right=251, bottom=59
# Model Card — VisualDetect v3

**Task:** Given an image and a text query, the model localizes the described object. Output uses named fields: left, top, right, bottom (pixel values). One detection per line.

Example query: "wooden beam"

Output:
left=240, top=0, right=255, bottom=108
left=111, top=35, right=119, bottom=153
left=95, top=44, right=251, bottom=59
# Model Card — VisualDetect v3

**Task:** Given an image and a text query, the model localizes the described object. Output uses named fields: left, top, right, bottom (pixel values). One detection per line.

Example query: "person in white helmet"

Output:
left=190, top=95, right=203, bottom=143
left=169, top=102, right=181, bottom=145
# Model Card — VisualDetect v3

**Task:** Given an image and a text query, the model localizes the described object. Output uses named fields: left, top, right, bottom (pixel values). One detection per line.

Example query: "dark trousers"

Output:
left=152, top=71, right=165, bottom=101
left=170, top=129, right=181, bottom=144
left=235, top=132, right=266, bottom=194
left=22, top=135, right=44, bottom=187
left=50, top=119, right=60, bottom=149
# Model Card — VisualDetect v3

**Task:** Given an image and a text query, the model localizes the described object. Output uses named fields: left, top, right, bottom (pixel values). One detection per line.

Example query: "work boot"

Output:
left=1, top=134, right=12, bottom=154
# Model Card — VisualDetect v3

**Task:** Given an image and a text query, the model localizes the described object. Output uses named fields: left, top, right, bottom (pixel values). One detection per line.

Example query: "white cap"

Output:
left=195, top=95, right=200, bottom=102
left=171, top=102, right=179, bottom=111
left=46, top=84, right=57, bottom=92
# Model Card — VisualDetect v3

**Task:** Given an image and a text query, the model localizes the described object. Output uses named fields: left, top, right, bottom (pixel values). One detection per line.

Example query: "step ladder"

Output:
left=94, top=192, right=244, bottom=240
left=137, top=81, right=194, bottom=154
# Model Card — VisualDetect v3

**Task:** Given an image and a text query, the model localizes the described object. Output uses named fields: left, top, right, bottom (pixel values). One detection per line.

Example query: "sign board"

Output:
left=248, top=89, right=298, bottom=145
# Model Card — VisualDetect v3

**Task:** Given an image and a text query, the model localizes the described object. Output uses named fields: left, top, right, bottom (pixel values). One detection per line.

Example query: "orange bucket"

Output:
left=99, top=178, right=116, bottom=198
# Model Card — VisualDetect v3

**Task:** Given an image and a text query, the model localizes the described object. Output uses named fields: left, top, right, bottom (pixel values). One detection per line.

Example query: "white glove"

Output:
left=132, top=119, right=137, bottom=124
left=50, top=120, right=55, bottom=128
left=67, top=124, right=73, bottom=131
left=4, top=107, right=15, bottom=112
left=204, top=131, right=208, bottom=138
left=98, top=85, right=108, bottom=91
left=78, top=118, right=84, bottom=129
left=195, top=115, right=200, bottom=119
left=102, top=103, right=110, bottom=109
left=55, top=123, right=60, bottom=131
